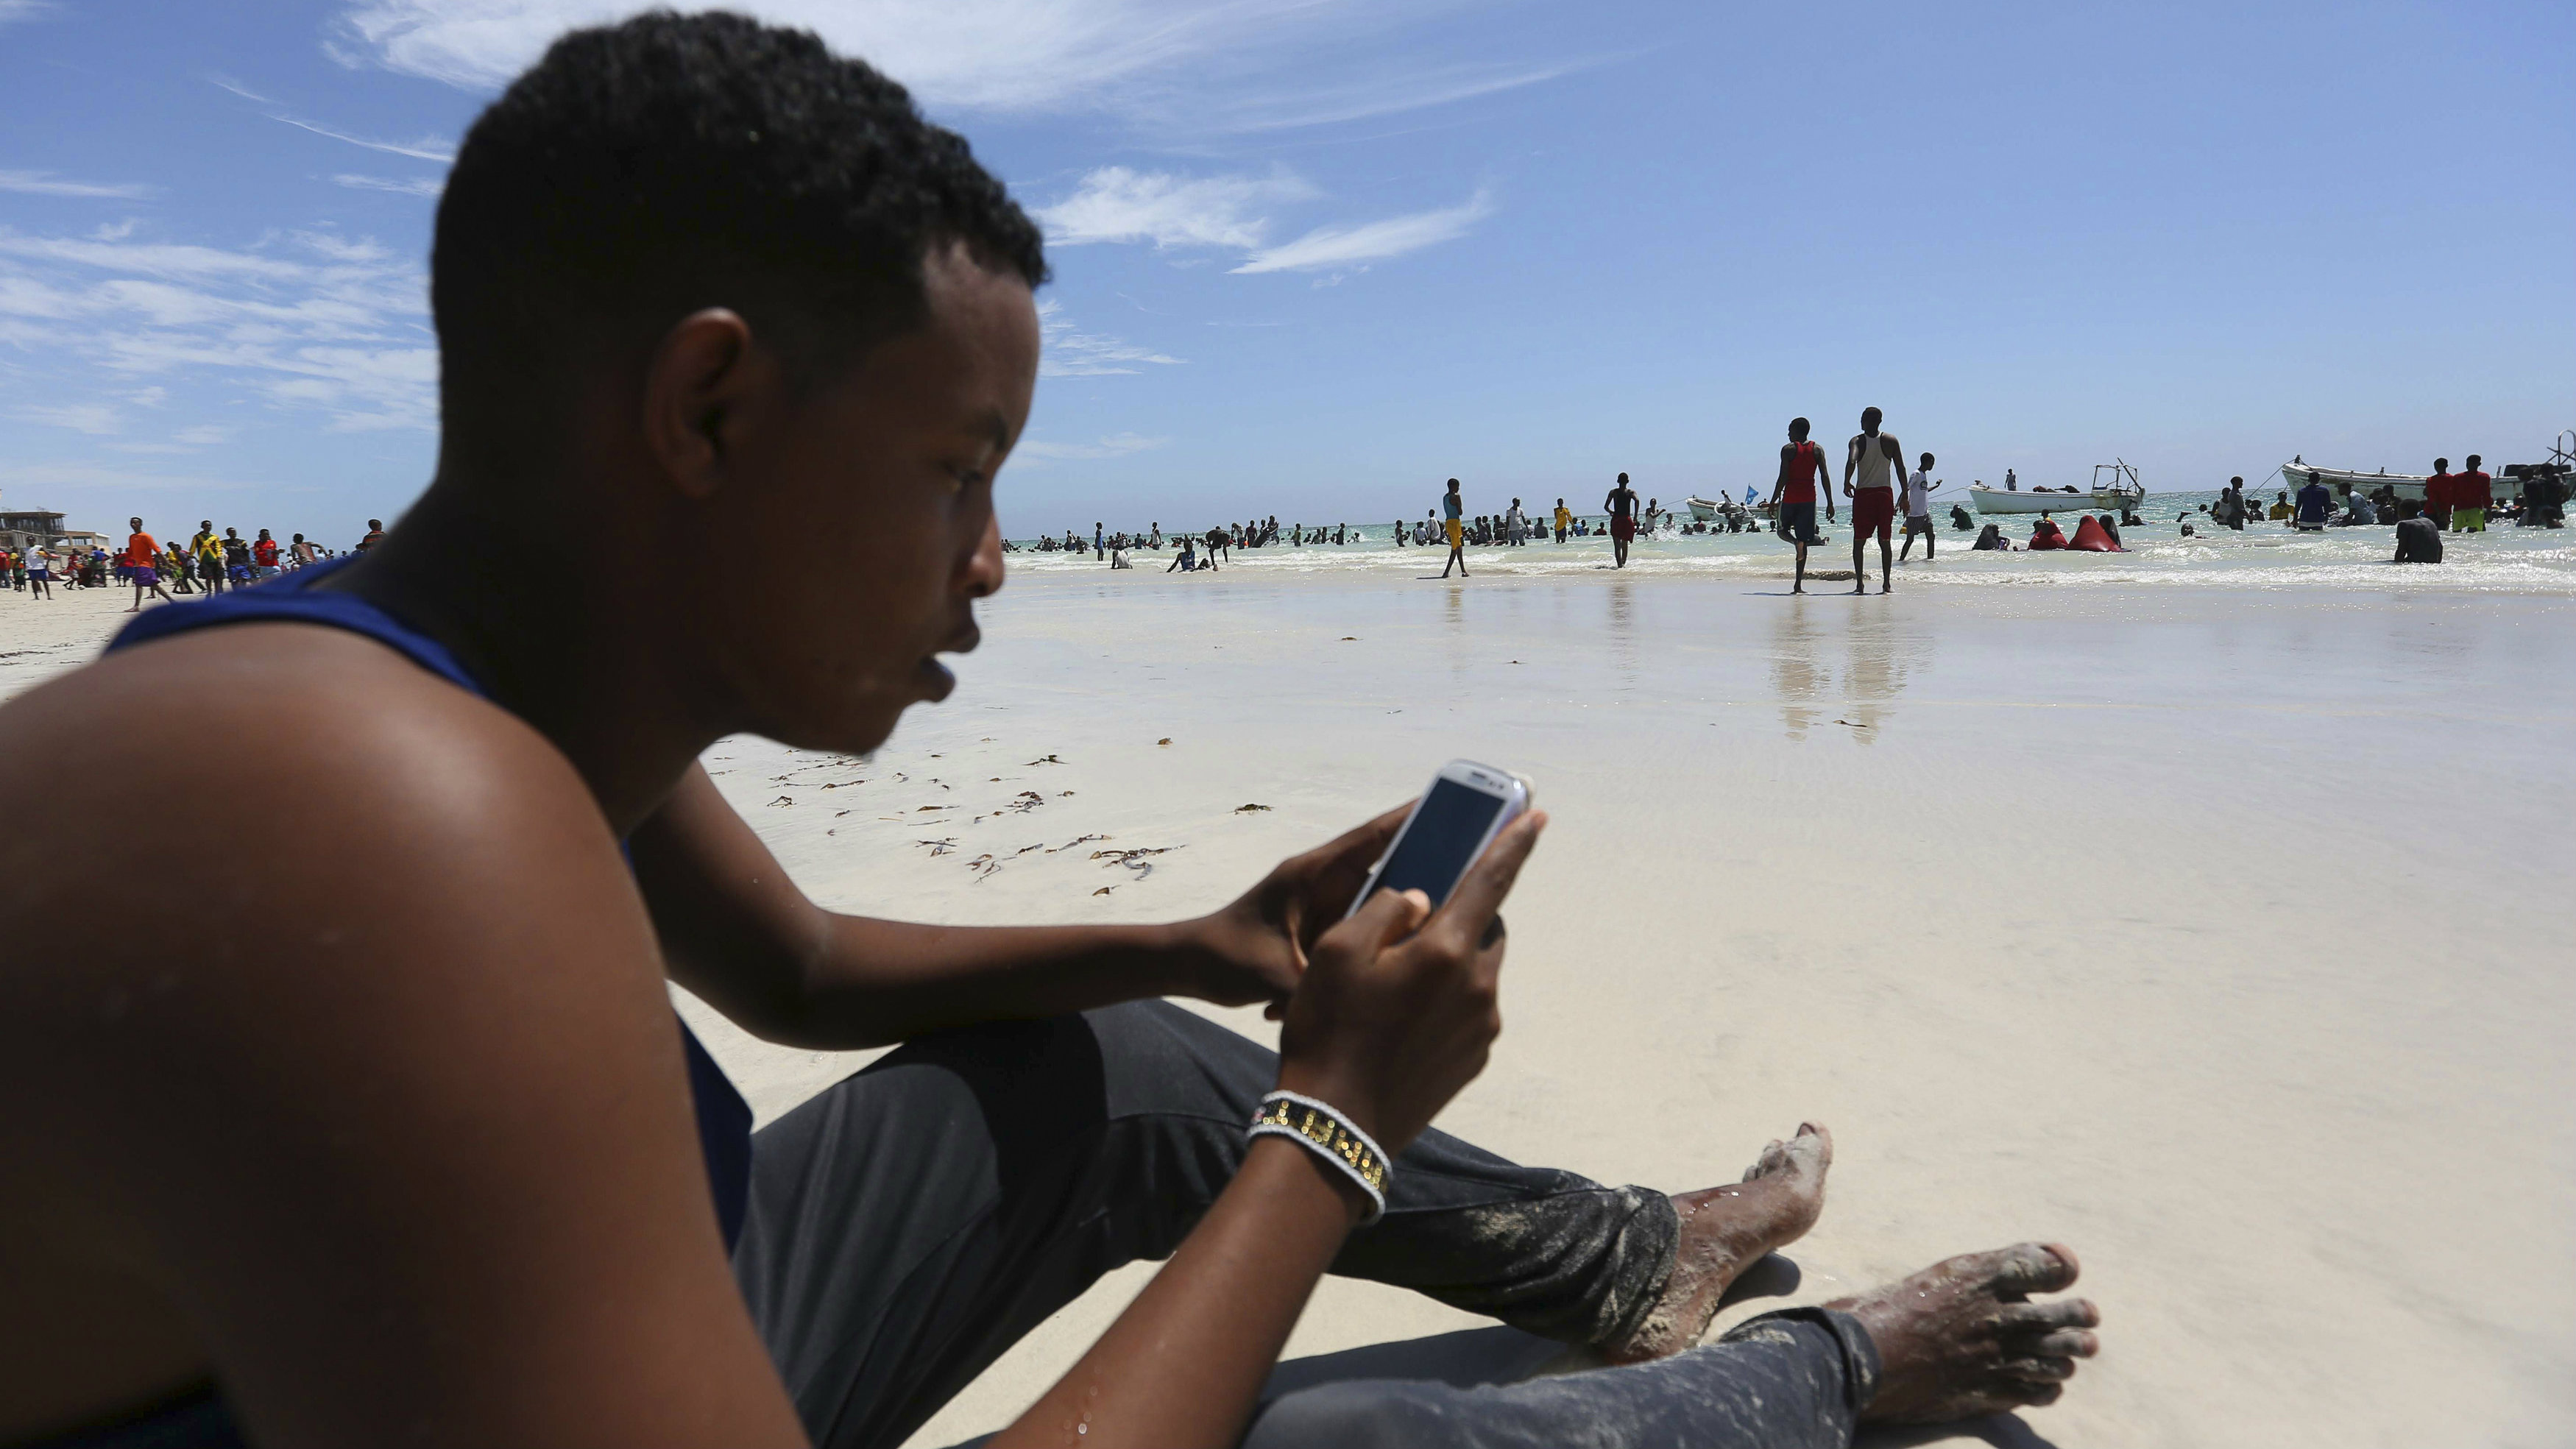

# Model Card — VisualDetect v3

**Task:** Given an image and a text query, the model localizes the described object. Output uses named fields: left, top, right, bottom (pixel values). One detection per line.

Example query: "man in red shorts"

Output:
left=1603, top=472, right=1639, bottom=568
left=1767, top=417, right=1834, bottom=594
left=1843, top=406, right=1904, bottom=595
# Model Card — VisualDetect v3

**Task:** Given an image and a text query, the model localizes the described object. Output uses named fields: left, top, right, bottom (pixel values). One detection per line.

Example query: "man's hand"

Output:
left=1173, top=804, right=1411, bottom=1016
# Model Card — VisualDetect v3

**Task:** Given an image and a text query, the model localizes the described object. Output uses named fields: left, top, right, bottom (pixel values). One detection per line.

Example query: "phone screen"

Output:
left=1372, top=779, right=1509, bottom=909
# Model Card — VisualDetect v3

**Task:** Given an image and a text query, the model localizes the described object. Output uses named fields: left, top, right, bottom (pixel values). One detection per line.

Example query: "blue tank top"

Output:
left=74, top=559, right=755, bottom=1448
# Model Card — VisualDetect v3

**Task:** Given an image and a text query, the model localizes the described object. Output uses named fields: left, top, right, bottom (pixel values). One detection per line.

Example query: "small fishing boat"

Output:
left=1685, top=495, right=1726, bottom=522
left=1972, top=460, right=2146, bottom=515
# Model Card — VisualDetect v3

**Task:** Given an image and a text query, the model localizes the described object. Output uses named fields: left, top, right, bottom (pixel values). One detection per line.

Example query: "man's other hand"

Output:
left=1175, top=803, right=1412, bottom=1016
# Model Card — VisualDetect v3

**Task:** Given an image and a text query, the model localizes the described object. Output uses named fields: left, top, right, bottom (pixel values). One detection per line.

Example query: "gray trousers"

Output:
left=732, top=1001, right=1877, bottom=1449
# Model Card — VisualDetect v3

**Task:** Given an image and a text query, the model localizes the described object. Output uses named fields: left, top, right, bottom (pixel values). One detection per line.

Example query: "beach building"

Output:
left=0, top=500, right=69, bottom=556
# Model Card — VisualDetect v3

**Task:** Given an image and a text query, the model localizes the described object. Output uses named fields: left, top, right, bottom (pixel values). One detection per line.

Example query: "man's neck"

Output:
left=330, top=474, right=720, bottom=837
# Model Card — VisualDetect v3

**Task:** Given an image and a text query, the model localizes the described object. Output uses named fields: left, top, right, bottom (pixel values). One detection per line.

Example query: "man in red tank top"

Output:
left=1766, top=417, right=1834, bottom=595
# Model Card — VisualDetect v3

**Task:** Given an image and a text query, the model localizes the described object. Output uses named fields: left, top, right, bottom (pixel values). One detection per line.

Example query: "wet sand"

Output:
left=9, top=567, right=2569, bottom=1446
left=699, top=566, right=2572, bottom=1449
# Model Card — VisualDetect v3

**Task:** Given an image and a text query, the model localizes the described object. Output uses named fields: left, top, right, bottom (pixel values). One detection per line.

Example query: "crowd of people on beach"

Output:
left=1, top=517, right=386, bottom=612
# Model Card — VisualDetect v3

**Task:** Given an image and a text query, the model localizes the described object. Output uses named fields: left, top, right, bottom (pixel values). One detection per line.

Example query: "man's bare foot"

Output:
left=1604, top=1123, right=1832, bottom=1363
left=1831, top=1241, right=2101, bottom=1423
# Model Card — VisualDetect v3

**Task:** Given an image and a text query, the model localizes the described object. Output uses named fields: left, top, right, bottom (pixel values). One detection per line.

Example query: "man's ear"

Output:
left=642, top=309, right=760, bottom=501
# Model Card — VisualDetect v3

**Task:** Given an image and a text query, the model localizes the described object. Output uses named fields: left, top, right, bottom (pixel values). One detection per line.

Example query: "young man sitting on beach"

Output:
left=0, top=18, right=2097, bottom=1449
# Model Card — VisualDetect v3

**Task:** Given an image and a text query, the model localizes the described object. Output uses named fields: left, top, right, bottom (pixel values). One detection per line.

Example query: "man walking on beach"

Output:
left=1898, top=453, right=1939, bottom=561
left=2452, top=454, right=2491, bottom=533
left=190, top=520, right=226, bottom=594
left=1844, top=407, right=1903, bottom=594
left=1440, top=478, right=1468, bottom=578
left=1604, top=473, right=1639, bottom=568
left=121, top=517, right=171, bottom=613
left=1554, top=497, right=1571, bottom=543
left=1768, top=417, right=1833, bottom=595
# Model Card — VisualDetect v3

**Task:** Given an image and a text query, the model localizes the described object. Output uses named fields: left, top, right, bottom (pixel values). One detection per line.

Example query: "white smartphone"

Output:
left=1345, top=759, right=1532, bottom=918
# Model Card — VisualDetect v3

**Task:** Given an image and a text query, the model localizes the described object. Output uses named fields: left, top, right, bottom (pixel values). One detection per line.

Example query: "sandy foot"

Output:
left=1830, top=1241, right=2101, bottom=1423
left=1604, top=1122, right=1832, bottom=1362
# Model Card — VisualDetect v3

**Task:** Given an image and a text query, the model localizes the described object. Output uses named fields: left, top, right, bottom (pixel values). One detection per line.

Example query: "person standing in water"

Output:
left=2453, top=454, right=2491, bottom=533
left=1554, top=497, right=1572, bottom=543
left=1897, top=454, right=1939, bottom=561
left=1843, top=407, right=1903, bottom=595
left=2218, top=478, right=2248, bottom=531
left=1767, top=417, right=1833, bottom=595
left=1439, top=478, right=1468, bottom=578
left=1603, top=473, right=1639, bottom=568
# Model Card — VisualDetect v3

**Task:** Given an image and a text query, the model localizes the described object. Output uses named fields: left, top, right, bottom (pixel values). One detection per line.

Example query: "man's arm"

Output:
left=1, top=637, right=802, bottom=1447
left=994, top=816, right=1538, bottom=1449
left=1819, top=450, right=1838, bottom=517
left=632, top=765, right=1408, bottom=1049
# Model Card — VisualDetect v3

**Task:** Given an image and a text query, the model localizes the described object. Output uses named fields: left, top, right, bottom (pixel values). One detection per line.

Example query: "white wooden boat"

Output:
left=1971, top=460, right=2146, bottom=515
left=2279, top=459, right=2456, bottom=504
left=1968, top=483, right=2091, bottom=514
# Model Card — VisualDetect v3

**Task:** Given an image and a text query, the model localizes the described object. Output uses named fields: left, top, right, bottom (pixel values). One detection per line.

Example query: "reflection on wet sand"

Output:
left=1605, top=580, right=1638, bottom=684
left=1768, top=603, right=1927, bottom=742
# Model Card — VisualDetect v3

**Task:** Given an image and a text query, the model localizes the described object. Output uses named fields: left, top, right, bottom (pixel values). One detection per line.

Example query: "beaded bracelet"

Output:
left=1248, top=1090, right=1392, bottom=1225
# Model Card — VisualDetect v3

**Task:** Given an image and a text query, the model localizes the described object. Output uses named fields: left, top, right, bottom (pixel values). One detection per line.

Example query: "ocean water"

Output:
left=1009, top=490, right=2576, bottom=594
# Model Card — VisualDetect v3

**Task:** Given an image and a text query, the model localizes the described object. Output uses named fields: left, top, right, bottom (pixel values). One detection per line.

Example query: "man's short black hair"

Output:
left=434, top=11, right=1047, bottom=427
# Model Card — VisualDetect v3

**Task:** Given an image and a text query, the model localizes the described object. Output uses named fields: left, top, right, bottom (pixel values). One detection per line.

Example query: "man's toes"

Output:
left=1989, top=1241, right=2080, bottom=1297
left=1786, top=1123, right=1831, bottom=1172
left=2021, top=1329, right=2098, bottom=1359
left=2000, top=1297, right=2099, bottom=1333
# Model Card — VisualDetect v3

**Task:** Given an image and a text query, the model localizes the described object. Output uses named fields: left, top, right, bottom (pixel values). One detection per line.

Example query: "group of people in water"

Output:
left=1021, top=517, right=1365, bottom=562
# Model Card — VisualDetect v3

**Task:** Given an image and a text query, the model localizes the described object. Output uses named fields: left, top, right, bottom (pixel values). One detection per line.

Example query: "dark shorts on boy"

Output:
left=1610, top=515, right=1635, bottom=543
left=132, top=567, right=158, bottom=587
left=1851, top=488, right=1897, bottom=542
left=1777, top=501, right=1820, bottom=545
left=1902, top=514, right=1933, bottom=537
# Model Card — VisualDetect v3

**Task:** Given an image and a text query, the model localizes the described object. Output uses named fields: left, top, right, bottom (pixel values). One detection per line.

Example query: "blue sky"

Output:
left=2, top=0, right=2569, bottom=542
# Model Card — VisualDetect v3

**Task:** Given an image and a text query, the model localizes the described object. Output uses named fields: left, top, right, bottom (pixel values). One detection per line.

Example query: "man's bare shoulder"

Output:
left=4, top=620, right=576, bottom=807
left=0, top=621, right=630, bottom=1016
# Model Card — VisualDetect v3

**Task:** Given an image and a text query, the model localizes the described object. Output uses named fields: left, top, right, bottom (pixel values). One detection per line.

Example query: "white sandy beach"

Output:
left=9, top=539, right=2569, bottom=1448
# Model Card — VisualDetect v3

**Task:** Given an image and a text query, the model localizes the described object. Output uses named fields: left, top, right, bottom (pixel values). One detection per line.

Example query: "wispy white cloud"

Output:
left=208, top=75, right=277, bottom=105
left=1016, top=431, right=1169, bottom=462
left=1036, top=167, right=1314, bottom=251
left=1232, top=190, right=1493, bottom=274
left=325, top=1, right=1570, bottom=135
left=0, top=0, right=54, bottom=26
left=0, top=224, right=436, bottom=433
left=13, top=401, right=122, bottom=434
left=1036, top=300, right=1183, bottom=378
left=108, top=422, right=240, bottom=453
left=333, top=172, right=445, bottom=197
left=207, top=77, right=459, bottom=164
left=0, top=171, right=155, bottom=199
left=268, top=113, right=457, bottom=163
left=1033, top=166, right=1495, bottom=277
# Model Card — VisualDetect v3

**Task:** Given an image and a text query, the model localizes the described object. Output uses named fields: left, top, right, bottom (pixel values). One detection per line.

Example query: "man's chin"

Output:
left=914, top=655, right=957, bottom=703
